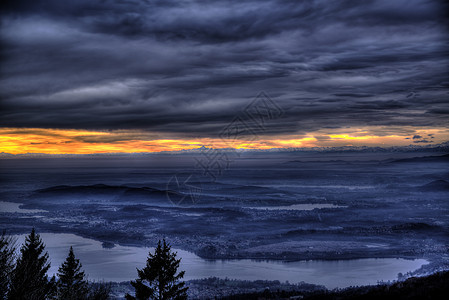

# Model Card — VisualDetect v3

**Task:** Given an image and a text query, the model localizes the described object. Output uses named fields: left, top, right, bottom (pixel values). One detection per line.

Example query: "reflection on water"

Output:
left=14, top=233, right=427, bottom=288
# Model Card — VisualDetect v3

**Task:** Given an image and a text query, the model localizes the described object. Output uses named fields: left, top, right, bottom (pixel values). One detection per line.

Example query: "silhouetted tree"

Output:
left=126, top=239, right=188, bottom=300
left=0, top=231, right=16, bottom=299
left=9, top=228, right=55, bottom=299
left=56, top=246, right=89, bottom=299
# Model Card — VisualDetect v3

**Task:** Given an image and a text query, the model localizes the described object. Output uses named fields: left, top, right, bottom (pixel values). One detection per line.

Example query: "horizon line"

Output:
left=1, top=142, right=448, bottom=157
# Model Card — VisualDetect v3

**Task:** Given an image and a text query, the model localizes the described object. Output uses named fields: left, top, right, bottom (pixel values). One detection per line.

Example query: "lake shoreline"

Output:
left=10, top=232, right=431, bottom=291
left=6, top=225, right=434, bottom=263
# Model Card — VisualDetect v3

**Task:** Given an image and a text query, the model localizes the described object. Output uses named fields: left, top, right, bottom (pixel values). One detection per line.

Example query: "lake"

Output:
left=0, top=201, right=47, bottom=213
left=13, top=233, right=427, bottom=289
left=248, top=203, right=347, bottom=211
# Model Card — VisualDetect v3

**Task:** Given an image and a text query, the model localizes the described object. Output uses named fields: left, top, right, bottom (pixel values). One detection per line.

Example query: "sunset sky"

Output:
left=1, top=0, right=448, bottom=154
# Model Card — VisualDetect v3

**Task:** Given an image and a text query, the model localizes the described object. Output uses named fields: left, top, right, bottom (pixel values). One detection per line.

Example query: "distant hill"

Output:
left=419, top=179, right=449, bottom=191
left=37, top=184, right=167, bottom=196
left=32, top=184, right=170, bottom=205
left=390, top=154, right=449, bottom=163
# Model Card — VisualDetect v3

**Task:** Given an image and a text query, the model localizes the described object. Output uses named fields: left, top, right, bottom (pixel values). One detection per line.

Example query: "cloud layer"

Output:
left=1, top=0, right=448, bottom=142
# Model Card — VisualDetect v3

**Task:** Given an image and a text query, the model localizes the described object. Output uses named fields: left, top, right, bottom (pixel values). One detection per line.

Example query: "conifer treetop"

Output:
left=126, top=239, right=188, bottom=300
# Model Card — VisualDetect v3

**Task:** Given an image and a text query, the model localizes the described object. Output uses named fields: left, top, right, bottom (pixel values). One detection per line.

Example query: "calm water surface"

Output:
left=14, top=233, right=427, bottom=289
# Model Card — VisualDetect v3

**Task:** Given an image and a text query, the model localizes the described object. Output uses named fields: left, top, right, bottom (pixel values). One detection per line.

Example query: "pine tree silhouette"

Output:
left=0, top=231, right=16, bottom=299
left=56, top=246, right=88, bottom=299
left=9, top=228, right=55, bottom=299
left=126, top=239, right=188, bottom=300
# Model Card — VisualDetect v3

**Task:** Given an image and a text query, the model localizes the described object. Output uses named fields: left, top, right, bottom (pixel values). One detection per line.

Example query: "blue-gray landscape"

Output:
left=1, top=0, right=448, bottom=299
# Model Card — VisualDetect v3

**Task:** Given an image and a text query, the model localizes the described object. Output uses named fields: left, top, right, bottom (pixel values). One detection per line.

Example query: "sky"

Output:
left=1, top=0, right=448, bottom=154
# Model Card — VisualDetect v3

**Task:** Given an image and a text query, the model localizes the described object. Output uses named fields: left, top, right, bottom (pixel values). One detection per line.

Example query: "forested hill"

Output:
left=220, top=271, right=449, bottom=300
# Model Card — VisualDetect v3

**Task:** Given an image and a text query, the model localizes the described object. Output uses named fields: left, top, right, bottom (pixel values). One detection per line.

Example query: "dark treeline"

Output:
left=0, top=229, right=188, bottom=300
left=220, top=271, right=449, bottom=300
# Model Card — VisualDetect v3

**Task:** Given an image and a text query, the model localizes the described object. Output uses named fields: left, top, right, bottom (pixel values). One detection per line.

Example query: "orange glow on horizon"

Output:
left=0, top=127, right=447, bottom=155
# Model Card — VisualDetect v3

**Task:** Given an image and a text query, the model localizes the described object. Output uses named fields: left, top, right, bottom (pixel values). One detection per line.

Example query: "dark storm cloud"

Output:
left=1, top=0, right=448, bottom=138
left=414, top=139, right=432, bottom=143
